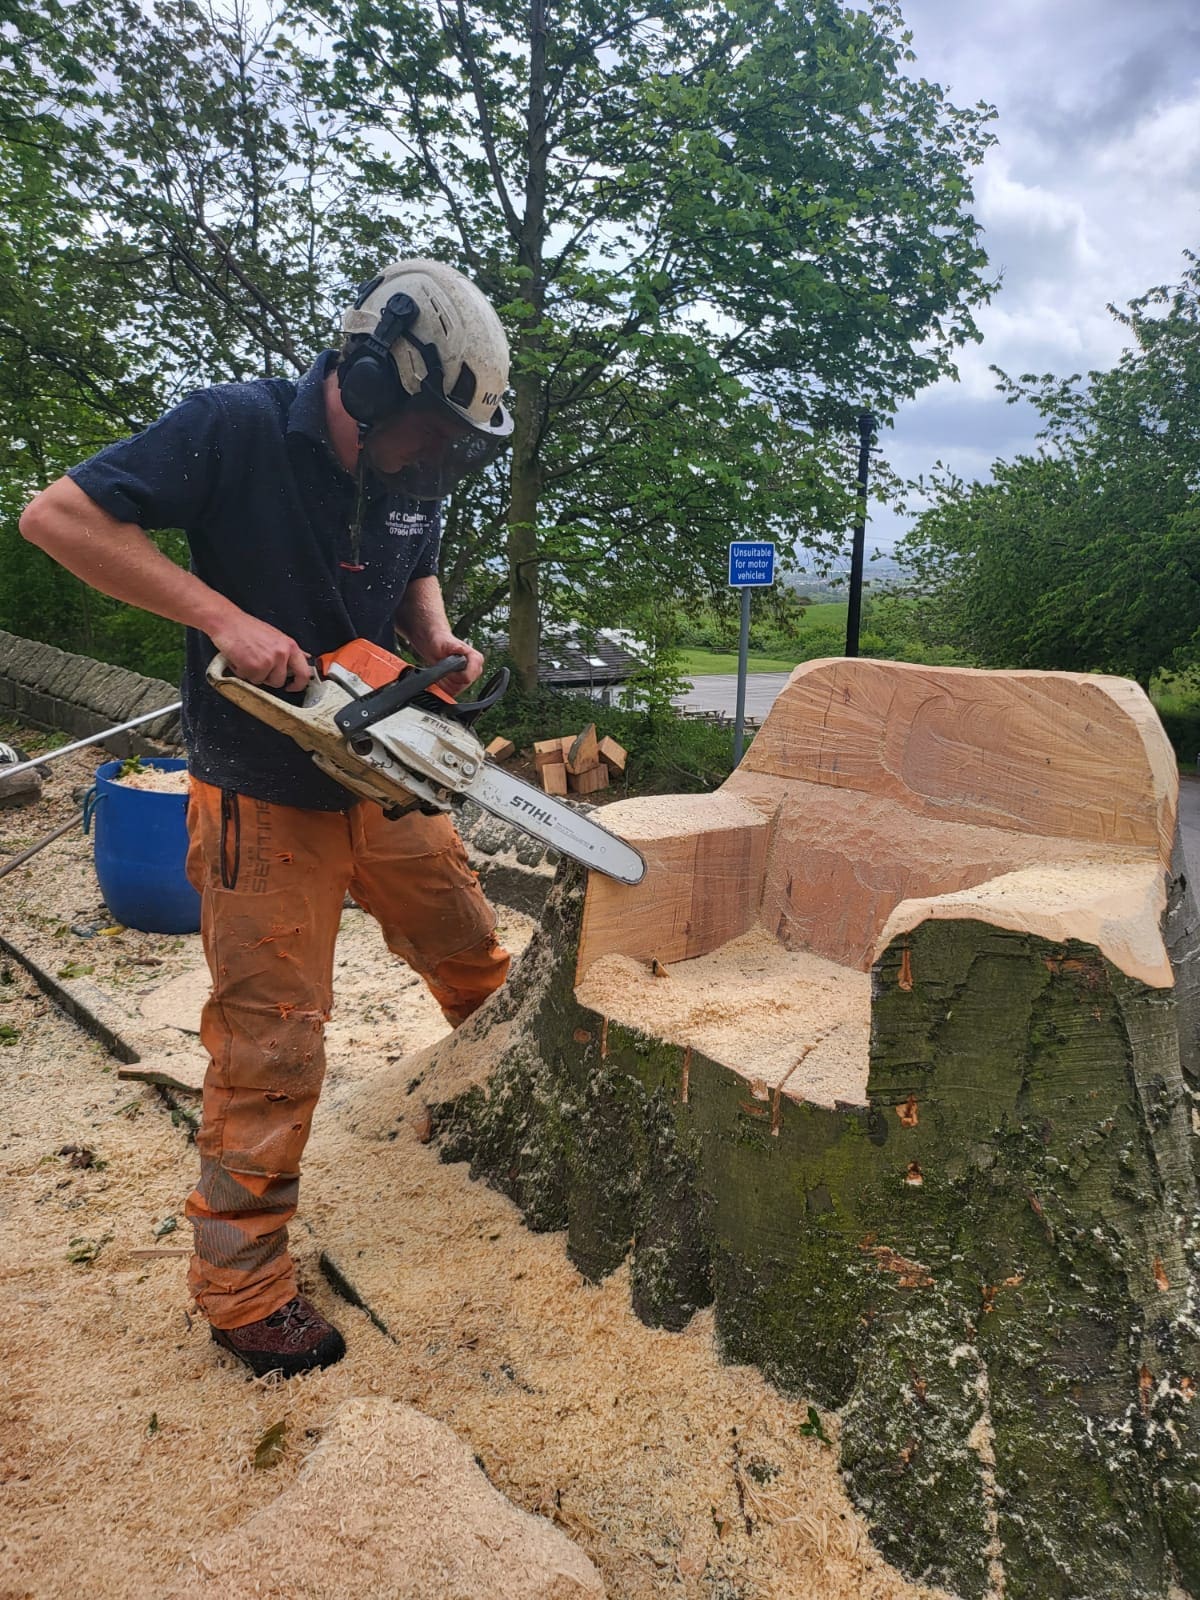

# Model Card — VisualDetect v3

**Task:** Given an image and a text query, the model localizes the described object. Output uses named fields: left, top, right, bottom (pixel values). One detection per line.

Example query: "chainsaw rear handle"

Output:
left=211, top=646, right=510, bottom=740
left=455, top=666, right=510, bottom=728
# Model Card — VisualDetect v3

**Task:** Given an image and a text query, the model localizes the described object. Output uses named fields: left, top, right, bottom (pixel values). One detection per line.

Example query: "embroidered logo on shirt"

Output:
left=386, top=508, right=431, bottom=538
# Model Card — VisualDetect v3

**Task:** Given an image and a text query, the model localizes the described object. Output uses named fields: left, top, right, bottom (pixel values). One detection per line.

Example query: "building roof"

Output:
left=483, top=627, right=639, bottom=687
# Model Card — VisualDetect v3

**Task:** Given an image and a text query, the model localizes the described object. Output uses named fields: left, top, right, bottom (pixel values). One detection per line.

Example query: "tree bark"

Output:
left=506, top=368, right=542, bottom=692
left=406, top=851, right=1200, bottom=1600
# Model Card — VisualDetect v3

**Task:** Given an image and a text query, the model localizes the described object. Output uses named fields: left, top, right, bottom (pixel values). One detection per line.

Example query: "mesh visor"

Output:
left=364, top=391, right=510, bottom=499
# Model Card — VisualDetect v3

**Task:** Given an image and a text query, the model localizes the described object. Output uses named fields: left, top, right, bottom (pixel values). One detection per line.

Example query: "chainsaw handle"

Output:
left=453, top=666, right=510, bottom=729
left=333, top=655, right=468, bottom=736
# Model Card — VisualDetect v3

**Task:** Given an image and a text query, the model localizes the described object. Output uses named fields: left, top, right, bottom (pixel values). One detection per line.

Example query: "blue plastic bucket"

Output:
left=83, top=757, right=200, bottom=934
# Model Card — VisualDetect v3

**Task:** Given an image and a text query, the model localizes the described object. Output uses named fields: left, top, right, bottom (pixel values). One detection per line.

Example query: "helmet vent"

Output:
left=427, top=292, right=452, bottom=336
left=448, top=361, right=478, bottom=407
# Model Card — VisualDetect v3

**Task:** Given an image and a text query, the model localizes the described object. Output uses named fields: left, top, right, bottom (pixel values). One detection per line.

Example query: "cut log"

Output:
left=533, top=738, right=565, bottom=771
left=539, top=761, right=568, bottom=796
left=597, top=735, right=627, bottom=775
left=565, top=724, right=598, bottom=775
left=567, top=763, right=609, bottom=796
left=484, top=736, right=516, bottom=763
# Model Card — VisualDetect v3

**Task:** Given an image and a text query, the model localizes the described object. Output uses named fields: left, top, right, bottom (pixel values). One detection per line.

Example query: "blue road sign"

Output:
left=728, top=541, right=776, bottom=588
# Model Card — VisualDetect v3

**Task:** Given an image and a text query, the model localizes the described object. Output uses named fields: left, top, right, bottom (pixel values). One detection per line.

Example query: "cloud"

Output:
left=1096, top=91, right=1200, bottom=187
left=975, top=159, right=1100, bottom=283
left=868, top=0, right=1200, bottom=552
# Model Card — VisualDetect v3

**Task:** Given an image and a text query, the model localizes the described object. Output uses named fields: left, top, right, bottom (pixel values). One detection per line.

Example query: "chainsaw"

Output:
left=207, top=637, right=646, bottom=885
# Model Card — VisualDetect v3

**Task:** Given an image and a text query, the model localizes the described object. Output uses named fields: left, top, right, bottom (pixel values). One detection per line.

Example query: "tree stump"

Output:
left=385, top=661, right=1200, bottom=1600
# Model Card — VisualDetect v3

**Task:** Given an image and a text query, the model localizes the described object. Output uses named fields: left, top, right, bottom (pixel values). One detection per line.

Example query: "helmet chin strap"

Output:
left=346, top=417, right=417, bottom=567
left=341, top=447, right=371, bottom=573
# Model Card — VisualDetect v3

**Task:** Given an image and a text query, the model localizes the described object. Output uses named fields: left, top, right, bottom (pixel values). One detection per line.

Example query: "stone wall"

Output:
left=0, top=630, right=182, bottom=756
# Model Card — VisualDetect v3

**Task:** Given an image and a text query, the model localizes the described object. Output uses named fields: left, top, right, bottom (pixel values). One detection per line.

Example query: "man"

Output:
left=20, top=260, right=515, bottom=1376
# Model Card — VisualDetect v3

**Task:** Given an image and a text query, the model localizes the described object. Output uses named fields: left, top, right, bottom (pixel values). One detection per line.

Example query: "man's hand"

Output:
left=209, top=613, right=312, bottom=691
left=425, top=634, right=484, bottom=697
left=395, top=576, right=483, bottom=696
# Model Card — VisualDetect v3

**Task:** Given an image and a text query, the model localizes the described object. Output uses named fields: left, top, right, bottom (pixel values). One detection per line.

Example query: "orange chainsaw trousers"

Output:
left=182, top=778, right=509, bottom=1329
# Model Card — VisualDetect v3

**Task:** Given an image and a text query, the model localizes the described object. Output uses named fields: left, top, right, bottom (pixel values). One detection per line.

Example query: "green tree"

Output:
left=900, top=254, right=1200, bottom=689
left=2, top=0, right=996, bottom=695
left=0, top=0, right=377, bottom=676
left=0, top=0, right=163, bottom=657
left=301, top=0, right=997, bottom=686
left=78, top=0, right=379, bottom=384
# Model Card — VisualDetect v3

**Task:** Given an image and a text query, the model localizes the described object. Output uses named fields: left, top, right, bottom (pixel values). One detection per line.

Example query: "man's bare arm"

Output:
left=395, top=575, right=484, bottom=695
left=20, top=476, right=311, bottom=689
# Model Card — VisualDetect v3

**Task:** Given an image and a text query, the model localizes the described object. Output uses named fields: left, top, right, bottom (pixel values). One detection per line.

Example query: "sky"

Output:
left=865, top=0, right=1200, bottom=555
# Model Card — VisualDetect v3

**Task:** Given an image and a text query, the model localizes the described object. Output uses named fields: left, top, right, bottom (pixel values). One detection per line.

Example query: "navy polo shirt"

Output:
left=68, top=352, right=442, bottom=810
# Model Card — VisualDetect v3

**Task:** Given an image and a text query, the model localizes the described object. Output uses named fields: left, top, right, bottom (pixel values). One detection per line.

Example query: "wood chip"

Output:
left=533, top=739, right=564, bottom=770
left=597, top=735, right=627, bottom=775
left=540, top=762, right=568, bottom=796
left=566, top=725, right=598, bottom=775
left=567, top=763, right=609, bottom=796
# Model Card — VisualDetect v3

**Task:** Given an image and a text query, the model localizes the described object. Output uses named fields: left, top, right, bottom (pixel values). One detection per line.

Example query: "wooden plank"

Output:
left=534, top=738, right=565, bottom=770
left=566, top=725, right=598, bottom=775
left=568, top=763, right=610, bottom=796
left=118, top=1056, right=207, bottom=1093
left=596, top=735, right=627, bottom=775
left=540, top=761, right=568, bottom=796
left=485, top=736, right=516, bottom=763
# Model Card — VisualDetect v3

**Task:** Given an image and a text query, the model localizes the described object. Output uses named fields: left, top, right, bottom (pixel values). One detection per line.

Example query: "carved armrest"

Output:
left=874, top=856, right=1171, bottom=990
left=577, top=791, right=773, bottom=979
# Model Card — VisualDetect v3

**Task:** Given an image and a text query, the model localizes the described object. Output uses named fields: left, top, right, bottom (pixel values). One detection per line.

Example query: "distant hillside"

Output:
left=783, top=552, right=911, bottom=602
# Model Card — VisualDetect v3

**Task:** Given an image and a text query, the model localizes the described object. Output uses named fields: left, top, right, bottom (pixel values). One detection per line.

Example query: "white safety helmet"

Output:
left=339, top=258, right=513, bottom=443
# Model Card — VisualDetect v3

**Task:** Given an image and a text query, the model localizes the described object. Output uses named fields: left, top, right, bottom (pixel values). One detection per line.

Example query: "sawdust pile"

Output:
left=113, top=766, right=190, bottom=794
left=576, top=927, right=870, bottom=1105
left=312, top=1072, right=951, bottom=1600
left=1, top=965, right=948, bottom=1600
left=2, top=719, right=946, bottom=1600
left=174, top=1397, right=604, bottom=1599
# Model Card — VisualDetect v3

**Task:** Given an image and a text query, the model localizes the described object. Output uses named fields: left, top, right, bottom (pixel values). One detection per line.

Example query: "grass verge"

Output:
left=676, top=648, right=798, bottom=675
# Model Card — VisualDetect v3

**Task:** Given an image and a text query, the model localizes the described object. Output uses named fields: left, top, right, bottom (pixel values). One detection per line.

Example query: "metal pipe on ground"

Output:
left=0, top=702, right=182, bottom=781
left=0, top=811, right=84, bottom=881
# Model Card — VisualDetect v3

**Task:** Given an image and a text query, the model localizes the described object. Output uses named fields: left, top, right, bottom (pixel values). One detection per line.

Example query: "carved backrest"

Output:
left=721, top=659, right=1177, bottom=968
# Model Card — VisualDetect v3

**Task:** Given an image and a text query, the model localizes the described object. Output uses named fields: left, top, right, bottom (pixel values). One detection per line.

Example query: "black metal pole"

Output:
left=844, top=410, right=875, bottom=657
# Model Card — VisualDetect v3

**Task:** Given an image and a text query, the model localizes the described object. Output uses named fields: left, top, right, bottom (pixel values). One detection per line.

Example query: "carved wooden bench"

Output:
left=392, top=659, right=1200, bottom=1600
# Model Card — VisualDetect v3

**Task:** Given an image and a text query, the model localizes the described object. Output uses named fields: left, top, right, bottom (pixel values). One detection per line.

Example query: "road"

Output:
left=676, top=670, right=1200, bottom=878
left=1179, top=773, right=1200, bottom=883
left=673, top=671, right=792, bottom=721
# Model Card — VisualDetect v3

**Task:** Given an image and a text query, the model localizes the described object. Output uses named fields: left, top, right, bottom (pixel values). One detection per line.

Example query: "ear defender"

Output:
left=337, top=290, right=421, bottom=427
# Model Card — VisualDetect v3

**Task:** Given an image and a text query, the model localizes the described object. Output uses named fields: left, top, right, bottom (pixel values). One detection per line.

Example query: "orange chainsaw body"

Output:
left=315, top=638, right=457, bottom=707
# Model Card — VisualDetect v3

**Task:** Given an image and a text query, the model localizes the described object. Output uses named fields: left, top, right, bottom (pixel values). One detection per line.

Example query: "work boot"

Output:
left=210, top=1295, right=346, bottom=1378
